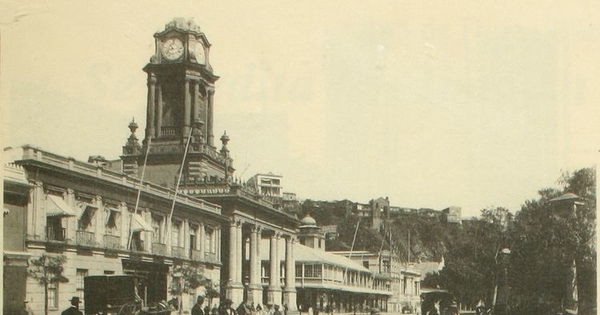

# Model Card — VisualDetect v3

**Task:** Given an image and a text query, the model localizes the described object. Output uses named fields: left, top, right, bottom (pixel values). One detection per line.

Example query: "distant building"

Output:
left=441, top=206, right=462, bottom=224
left=246, top=173, right=283, bottom=198
left=330, top=250, right=422, bottom=313
left=294, top=215, right=394, bottom=312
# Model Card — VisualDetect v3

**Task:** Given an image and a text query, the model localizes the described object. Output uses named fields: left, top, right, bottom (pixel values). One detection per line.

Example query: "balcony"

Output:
left=152, top=243, right=167, bottom=256
left=47, top=227, right=66, bottom=242
left=104, top=234, right=121, bottom=250
left=76, top=230, right=95, bottom=247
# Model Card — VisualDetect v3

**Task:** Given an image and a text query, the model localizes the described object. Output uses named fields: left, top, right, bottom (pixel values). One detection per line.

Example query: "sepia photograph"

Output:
left=1, top=1, right=598, bottom=315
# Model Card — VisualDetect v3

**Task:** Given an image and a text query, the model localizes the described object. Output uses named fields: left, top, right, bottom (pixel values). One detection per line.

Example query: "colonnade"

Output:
left=145, top=74, right=215, bottom=146
left=227, top=219, right=297, bottom=310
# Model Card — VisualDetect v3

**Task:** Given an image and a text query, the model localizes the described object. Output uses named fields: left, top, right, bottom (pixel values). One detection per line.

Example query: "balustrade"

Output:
left=47, top=227, right=66, bottom=241
left=152, top=243, right=167, bottom=256
left=104, top=234, right=121, bottom=250
left=76, top=230, right=95, bottom=246
left=161, top=126, right=179, bottom=137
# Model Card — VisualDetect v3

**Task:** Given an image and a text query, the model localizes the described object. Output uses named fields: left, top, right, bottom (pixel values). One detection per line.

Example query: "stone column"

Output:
left=236, top=223, right=243, bottom=285
left=283, top=236, right=298, bottom=314
left=248, top=226, right=262, bottom=304
left=65, top=189, right=76, bottom=242
left=228, top=221, right=237, bottom=286
left=192, top=80, right=200, bottom=122
left=198, top=223, right=205, bottom=260
left=207, top=89, right=215, bottom=146
left=155, top=84, right=163, bottom=138
left=183, top=219, right=189, bottom=259
left=227, top=220, right=244, bottom=303
left=146, top=75, right=156, bottom=139
left=30, top=181, right=44, bottom=239
left=183, top=78, right=192, bottom=137
left=268, top=232, right=282, bottom=305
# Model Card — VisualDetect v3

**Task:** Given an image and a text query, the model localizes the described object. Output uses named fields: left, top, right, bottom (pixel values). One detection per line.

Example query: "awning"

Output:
left=132, top=214, right=153, bottom=232
left=46, top=195, right=77, bottom=217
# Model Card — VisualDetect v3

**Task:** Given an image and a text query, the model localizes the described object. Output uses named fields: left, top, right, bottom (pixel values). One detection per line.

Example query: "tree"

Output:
left=28, top=254, right=69, bottom=315
left=509, top=167, right=596, bottom=314
left=170, top=264, right=212, bottom=314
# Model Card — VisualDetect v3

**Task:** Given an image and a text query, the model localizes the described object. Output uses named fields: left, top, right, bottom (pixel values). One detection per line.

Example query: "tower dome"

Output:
left=300, top=214, right=317, bottom=228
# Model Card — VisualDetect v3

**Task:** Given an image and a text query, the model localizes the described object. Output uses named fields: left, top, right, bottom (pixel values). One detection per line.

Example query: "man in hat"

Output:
left=61, top=297, right=83, bottom=315
left=192, top=296, right=206, bottom=315
left=220, top=299, right=237, bottom=315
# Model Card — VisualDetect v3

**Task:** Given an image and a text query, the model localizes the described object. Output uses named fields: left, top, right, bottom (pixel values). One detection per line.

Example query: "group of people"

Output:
left=192, top=296, right=288, bottom=315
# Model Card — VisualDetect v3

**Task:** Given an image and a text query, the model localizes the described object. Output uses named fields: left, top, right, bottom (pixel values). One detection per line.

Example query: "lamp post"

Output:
left=493, top=247, right=511, bottom=315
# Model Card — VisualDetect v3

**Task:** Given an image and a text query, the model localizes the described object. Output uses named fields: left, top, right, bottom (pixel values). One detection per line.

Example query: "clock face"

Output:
left=194, top=40, right=206, bottom=64
left=161, top=38, right=184, bottom=61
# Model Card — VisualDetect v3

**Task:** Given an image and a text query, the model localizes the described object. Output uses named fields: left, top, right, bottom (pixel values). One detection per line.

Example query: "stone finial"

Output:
left=128, top=118, right=138, bottom=134
left=220, top=131, right=230, bottom=146
left=220, top=131, right=230, bottom=156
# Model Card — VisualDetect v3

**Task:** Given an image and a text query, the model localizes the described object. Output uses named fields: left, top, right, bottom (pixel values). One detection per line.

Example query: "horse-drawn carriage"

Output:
left=84, top=275, right=172, bottom=315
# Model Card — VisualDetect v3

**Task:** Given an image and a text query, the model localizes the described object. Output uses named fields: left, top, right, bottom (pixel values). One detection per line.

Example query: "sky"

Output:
left=1, top=0, right=599, bottom=218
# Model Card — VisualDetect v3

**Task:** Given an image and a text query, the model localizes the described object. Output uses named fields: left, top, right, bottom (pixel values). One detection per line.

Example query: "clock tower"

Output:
left=122, top=18, right=234, bottom=188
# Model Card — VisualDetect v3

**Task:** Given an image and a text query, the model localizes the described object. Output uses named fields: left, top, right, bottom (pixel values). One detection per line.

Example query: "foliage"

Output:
left=170, top=264, right=210, bottom=296
left=28, top=254, right=69, bottom=315
left=336, top=216, right=385, bottom=251
left=301, top=199, right=349, bottom=226
left=509, top=167, right=596, bottom=314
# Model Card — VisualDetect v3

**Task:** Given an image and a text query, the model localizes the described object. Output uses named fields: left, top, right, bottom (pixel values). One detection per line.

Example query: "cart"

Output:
left=84, top=275, right=172, bottom=315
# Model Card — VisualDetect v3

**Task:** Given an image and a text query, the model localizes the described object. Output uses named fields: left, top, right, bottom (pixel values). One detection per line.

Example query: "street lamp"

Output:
left=493, top=247, right=511, bottom=315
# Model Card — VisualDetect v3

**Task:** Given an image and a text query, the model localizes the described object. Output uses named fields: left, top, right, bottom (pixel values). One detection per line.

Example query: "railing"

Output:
left=152, top=243, right=167, bottom=256
left=191, top=249, right=203, bottom=261
left=18, top=146, right=222, bottom=214
left=161, top=126, right=179, bottom=137
left=104, top=234, right=121, bottom=250
left=47, top=227, right=66, bottom=241
left=172, top=246, right=186, bottom=259
left=76, top=230, right=95, bottom=246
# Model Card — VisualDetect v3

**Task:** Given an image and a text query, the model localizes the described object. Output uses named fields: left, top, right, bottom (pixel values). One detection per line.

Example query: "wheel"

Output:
left=119, top=302, right=140, bottom=315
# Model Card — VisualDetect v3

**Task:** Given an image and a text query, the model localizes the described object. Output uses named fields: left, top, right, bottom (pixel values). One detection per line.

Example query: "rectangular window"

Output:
left=152, top=216, right=163, bottom=243
left=172, top=221, right=181, bottom=247
left=314, top=264, right=322, bottom=278
left=304, top=265, right=314, bottom=278
left=205, top=228, right=215, bottom=253
left=105, top=209, right=120, bottom=235
left=76, top=269, right=88, bottom=301
left=104, top=270, right=115, bottom=275
left=48, top=283, right=58, bottom=309
left=296, top=265, right=302, bottom=278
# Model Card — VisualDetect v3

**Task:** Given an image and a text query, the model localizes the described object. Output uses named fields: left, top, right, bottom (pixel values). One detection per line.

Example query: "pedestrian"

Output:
left=22, top=301, right=35, bottom=315
left=273, top=305, right=282, bottom=315
left=61, top=297, right=83, bottom=315
left=220, top=299, right=238, bottom=315
left=192, top=296, right=206, bottom=315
